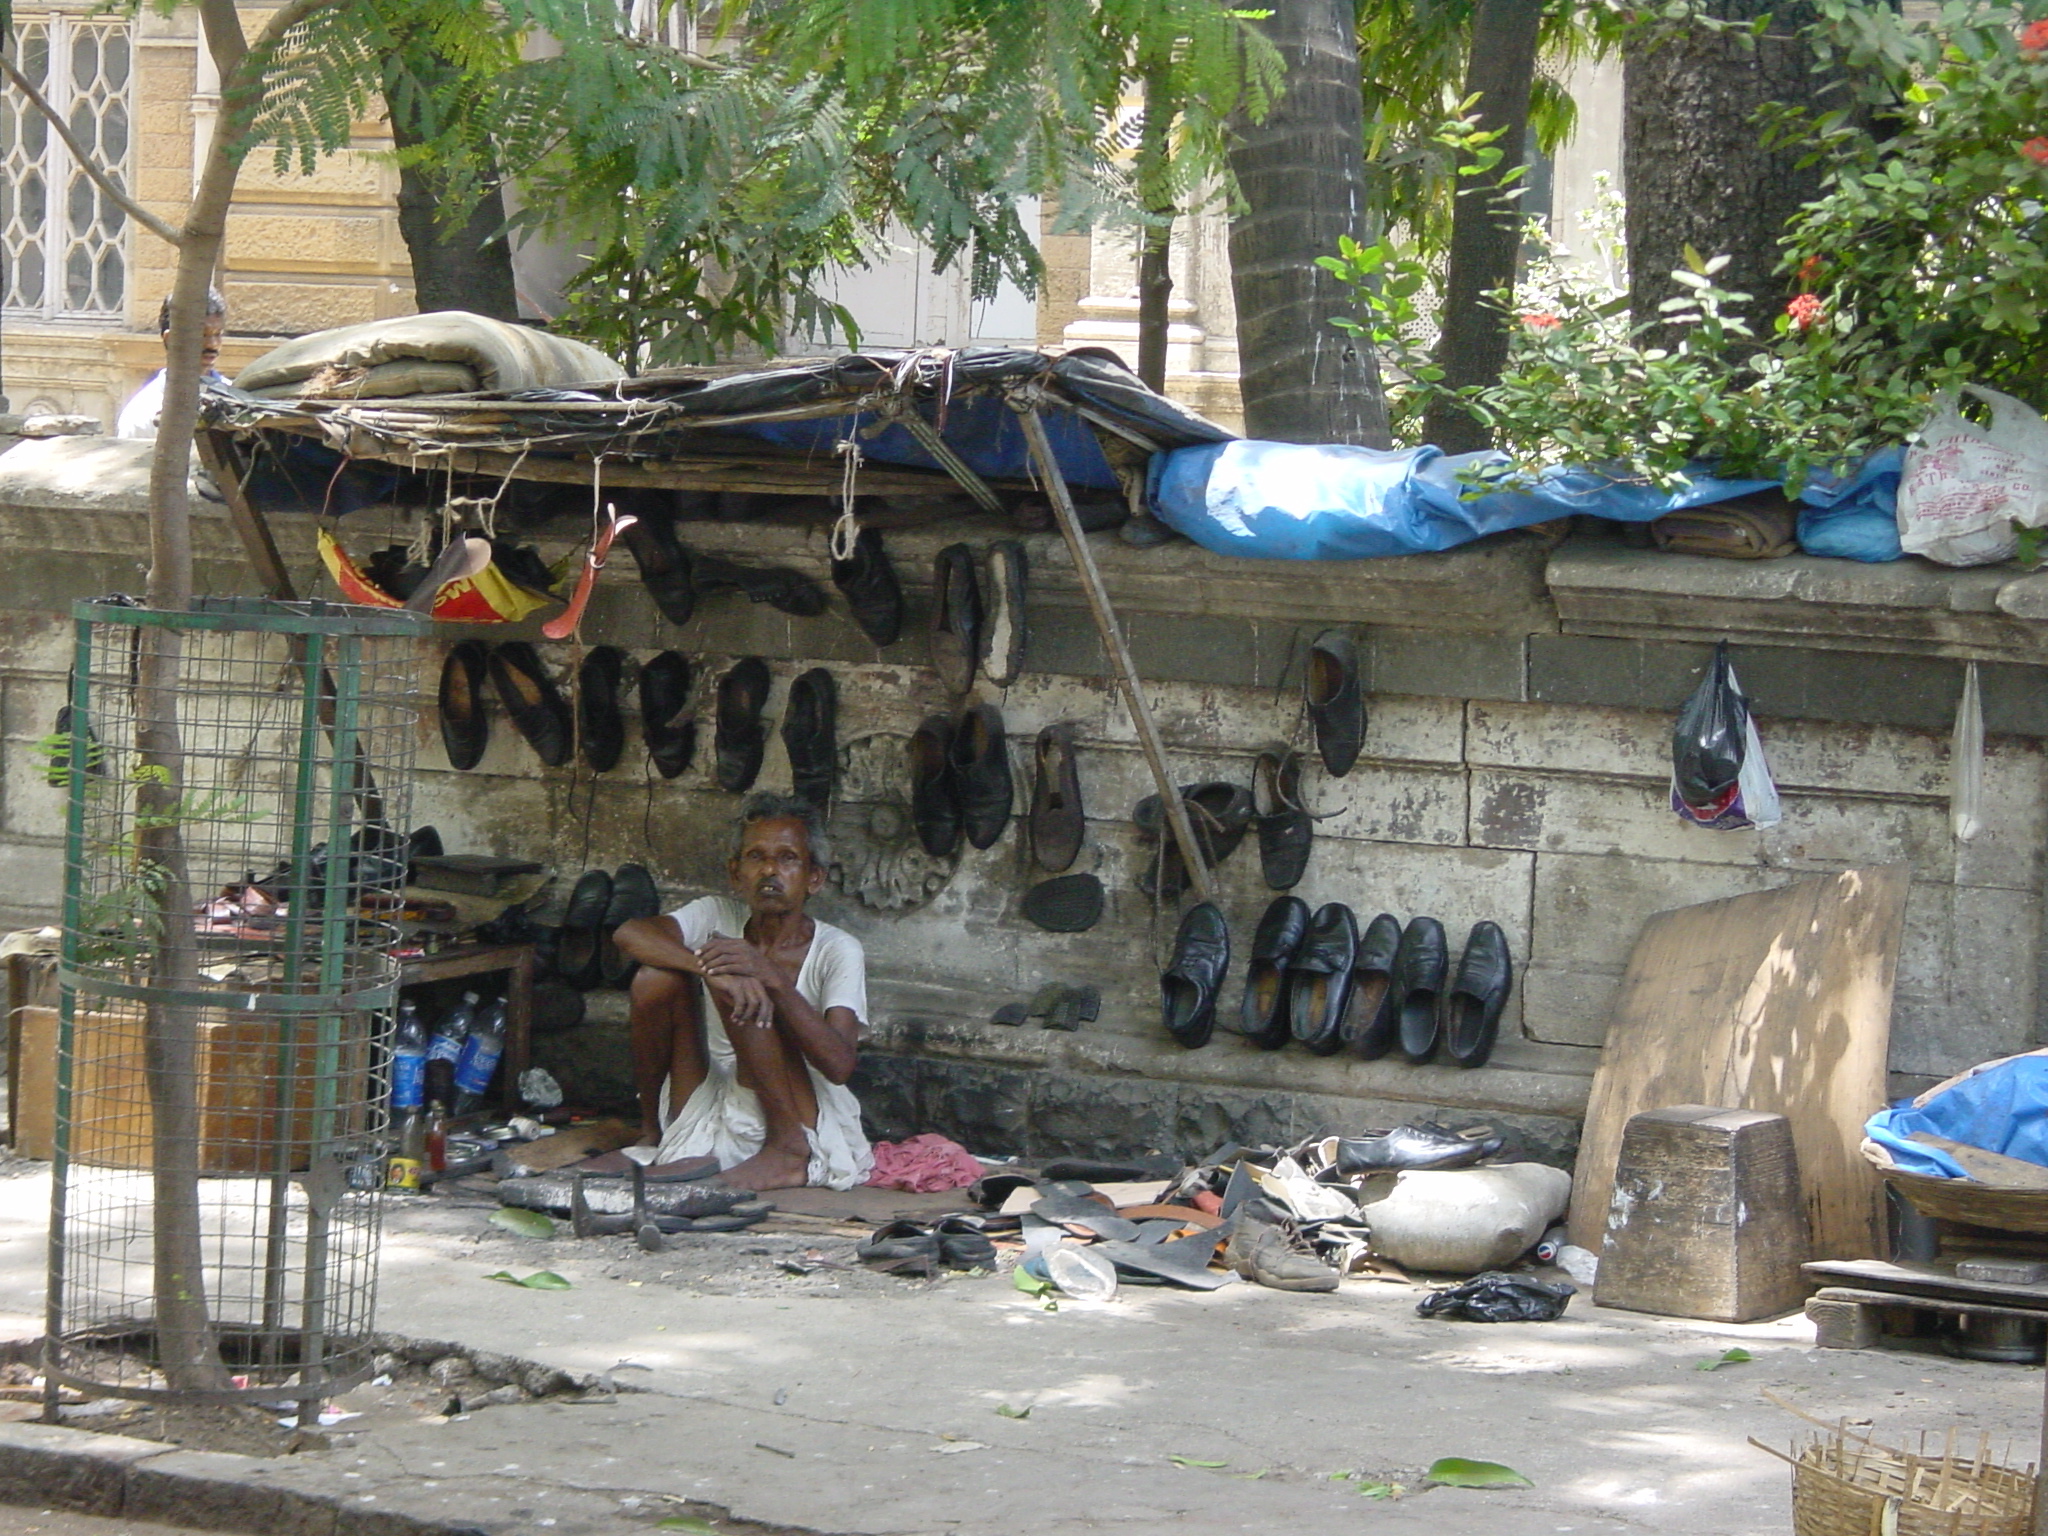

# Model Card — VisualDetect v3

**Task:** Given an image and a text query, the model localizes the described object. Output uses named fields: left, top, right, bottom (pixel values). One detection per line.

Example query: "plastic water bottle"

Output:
left=428, top=992, right=478, bottom=1074
left=389, top=1001, right=428, bottom=1112
left=453, top=998, right=508, bottom=1114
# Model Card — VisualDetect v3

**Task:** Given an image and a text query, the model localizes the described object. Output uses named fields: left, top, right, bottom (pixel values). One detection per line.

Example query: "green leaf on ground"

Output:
left=489, top=1208, right=555, bottom=1239
left=1426, top=1457, right=1533, bottom=1489
left=995, top=1404, right=1030, bottom=1419
left=483, top=1269, right=572, bottom=1289
left=655, top=1520, right=717, bottom=1533
left=1697, top=1347, right=1754, bottom=1371
left=1169, top=1456, right=1228, bottom=1469
left=1358, top=1482, right=1403, bottom=1500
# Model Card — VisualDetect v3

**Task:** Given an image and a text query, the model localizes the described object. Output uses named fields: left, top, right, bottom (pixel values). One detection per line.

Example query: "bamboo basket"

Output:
left=1754, top=1407, right=2035, bottom=1536
left=1880, top=1165, right=2048, bottom=1234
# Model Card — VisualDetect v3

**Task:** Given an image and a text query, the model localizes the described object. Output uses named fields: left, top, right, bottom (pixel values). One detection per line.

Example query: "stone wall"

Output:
left=0, top=441, right=2039, bottom=1166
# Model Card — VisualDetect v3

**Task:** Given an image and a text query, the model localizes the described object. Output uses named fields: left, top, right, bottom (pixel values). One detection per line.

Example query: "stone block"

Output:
left=227, top=213, right=385, bottom=271
left=237, top=149, right=394, bottom=205
left=1029, top=1071, right=1176, bottom=1159
left=1125, top=609, right=1262, bottom=688
left=848, top=1053, right=921, bottom=1143
left=1368, top=628, right=1527, bottom=702
left=122, top=1449, right=294, bottom=1533
left=1979, top=662, right=2048, bottom=738
left=1528, top=635, right=1701, bottom=713
left=920, top=1060, right=1036, bottom=1154
left=1518, top=964, right=1619, bottom=1049
left=1299, top=761, right=1467, bottom=847
left=1023, top=602, right=1106, bottom=677
left=1174, top=1088, right=1292, bottom=1155
left=0, top=1421, right=169, bottom=1515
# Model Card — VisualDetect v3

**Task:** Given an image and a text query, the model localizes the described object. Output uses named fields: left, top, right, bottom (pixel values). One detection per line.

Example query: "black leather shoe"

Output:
left=950, top=703, right=1012, bottom=851
left=616, top=502, right=697, bottom=626
left=1161, top=901, right=1229, bottom=1049
left=1305, top=629, right=1365, bottom=778
left=1345, top=912, right=1403, bottom=1060
left=556, top=868, right=614, bottom=989
left=640, top=650, right=696, bottom=780
left=1287, top=902, right=1358, bottom=1055
left=929, top=543, right=981, bottom=695
left=1334, top=1122, right=1503, bottom=1174
left=980, top=540, right=1027, bottom=687
left=1445, top=920, right=1513, bottom=1068
left=1253, top=748, right=1313, bottom=890
left=1240, top=895, right=1309, bottom=1050
left=781, top=667, right=837, bottom=808
left=713, top=656, right=772, bottom=792
left=908, top=714, right=962, bottom=857
left=1029, top=722, right=1085, bottom=873
left=600, top=862, right=661, bottom=988
left=830, top=524, right=903, bottom=648
left=438, top=641, right=489, bottom=770
left=1393, top=916, right=1449, bottom=1062
left=488, top=642, right=574, bottom=767
left=1134, top=781, right=1254, bottom=899
left=578, top=645, right=627, bottom=773
left=694, top=553, right=827, bottom=618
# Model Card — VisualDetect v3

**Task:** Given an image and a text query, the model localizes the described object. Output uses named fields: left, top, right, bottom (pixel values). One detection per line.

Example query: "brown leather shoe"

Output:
left=1029, top=722, right=1085, bottom=872
left=928, top=543, right=981, bottom=695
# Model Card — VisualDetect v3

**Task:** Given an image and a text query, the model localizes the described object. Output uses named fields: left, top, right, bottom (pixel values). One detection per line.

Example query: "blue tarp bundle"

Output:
left=1146, top=439, right=1905, bottom=563
left=1864, top=1048, right=2048, bottom=1179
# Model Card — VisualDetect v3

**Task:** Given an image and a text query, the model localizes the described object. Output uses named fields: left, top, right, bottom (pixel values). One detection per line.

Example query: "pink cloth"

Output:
left=863, top=1134, right=987, bottom=1193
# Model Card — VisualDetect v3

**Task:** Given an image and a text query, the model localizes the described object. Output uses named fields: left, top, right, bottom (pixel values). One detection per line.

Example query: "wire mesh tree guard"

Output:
left=45, top=596, right=424, bottom=1419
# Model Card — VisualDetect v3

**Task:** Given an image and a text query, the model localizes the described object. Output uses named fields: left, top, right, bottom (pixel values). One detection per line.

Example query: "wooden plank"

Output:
left=1813, top=1285, right=2048, bottom=1325
left=197, top=428, right=296, bottom=600
left=1803, top=1256, right=2048, bottom=1310
left=1567, top=867, right=1908, bottom=1261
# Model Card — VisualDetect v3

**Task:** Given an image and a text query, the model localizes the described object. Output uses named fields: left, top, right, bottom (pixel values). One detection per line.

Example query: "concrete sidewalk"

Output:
left=0, top=1164, right=2041, bottom=1535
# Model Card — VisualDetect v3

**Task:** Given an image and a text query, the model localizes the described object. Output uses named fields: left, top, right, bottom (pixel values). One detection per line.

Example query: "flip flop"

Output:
left=542, top=505, right=638, bottom=640
left=566, top=1151, right=721, bottom=1182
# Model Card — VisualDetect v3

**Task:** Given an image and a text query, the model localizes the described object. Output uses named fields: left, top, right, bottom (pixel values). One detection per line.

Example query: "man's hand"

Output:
left=698, top=935, right=778, bottom=987
left=705, top=971, right=773, bottom=1028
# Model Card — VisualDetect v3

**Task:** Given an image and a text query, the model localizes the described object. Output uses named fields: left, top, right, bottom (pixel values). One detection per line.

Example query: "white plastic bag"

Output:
left=1951, top=661, right=1983, bottom=842
left=1897, top=385, right=2048, bottom=567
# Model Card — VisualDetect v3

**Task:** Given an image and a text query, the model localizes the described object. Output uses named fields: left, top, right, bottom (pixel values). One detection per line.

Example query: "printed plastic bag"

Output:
left=1896, top=385, right=2048, bottom=567
left=1416, top=1271, right=1575, bottom=1323
left=1671, top=642, right=1781, bottom=830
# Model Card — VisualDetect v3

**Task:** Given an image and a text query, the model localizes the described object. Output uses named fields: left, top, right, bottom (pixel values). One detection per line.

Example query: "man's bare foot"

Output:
left=719, top=1144, right=811, bottom=1191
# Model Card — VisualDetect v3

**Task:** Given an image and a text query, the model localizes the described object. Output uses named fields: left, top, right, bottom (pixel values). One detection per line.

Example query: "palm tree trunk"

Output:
left=1423, top=0, right=1542, bottom=454
left=1226, top=0, right=1389, bottom=446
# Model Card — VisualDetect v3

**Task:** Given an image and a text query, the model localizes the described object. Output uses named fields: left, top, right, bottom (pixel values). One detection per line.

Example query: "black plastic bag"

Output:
left=1416, top=1270, right=1575, bottom=1323
left=1671, top=640, right=1748, bottom=810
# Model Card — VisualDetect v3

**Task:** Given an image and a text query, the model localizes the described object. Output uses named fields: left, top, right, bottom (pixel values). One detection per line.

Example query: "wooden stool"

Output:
left=1594, top=1104, right=1810, bottom=1323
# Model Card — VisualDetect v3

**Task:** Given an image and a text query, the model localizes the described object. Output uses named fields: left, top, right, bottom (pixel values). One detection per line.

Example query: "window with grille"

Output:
left=1, top=15, right=132, bottom=320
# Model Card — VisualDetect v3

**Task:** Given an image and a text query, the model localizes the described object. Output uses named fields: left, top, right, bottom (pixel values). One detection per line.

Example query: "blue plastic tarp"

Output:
left=1146, top=439, right=1906, bottom=562
left=1864, top=1048, right=2048, bottom=1179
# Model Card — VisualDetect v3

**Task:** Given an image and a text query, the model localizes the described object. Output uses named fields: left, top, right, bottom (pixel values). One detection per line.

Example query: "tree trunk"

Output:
left=1423, top=0, right=1543, bottom=454
left=1226, top=0, right=1390, bottom=446
left=1623, top=0, right=1842, bottom=337
left=1134, top=59, right=1174, bottom=393
left=386, top=53, right=520, bottom=321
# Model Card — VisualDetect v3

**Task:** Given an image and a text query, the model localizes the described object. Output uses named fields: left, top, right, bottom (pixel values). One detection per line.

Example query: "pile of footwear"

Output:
left=439, top=640, right=704, bottom=780
left=496, top=1159, right=773, bottom=1252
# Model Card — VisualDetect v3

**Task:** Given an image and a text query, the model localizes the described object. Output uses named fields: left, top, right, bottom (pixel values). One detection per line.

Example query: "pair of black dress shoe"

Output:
left=1345, top=915, right=1514, bottom=1069
left=1305, top=630, right=1366, bottom=778
left=1239, top=897, right=1357, bottom=1055
left=1133, top=781, right=1255, bottom=900
left=713, top=659, right=837, bottom=806
left=930, top=541, right=1028, bottom=695
left=544, top=864, right=661, bottom=990
left=908, top=703, right=1012, bottom=856
left=617, top=502, right=827, bottom=626
left=1161, top=902, right=1230, bottom=1048
left=441, top=640, right=575, bottom=769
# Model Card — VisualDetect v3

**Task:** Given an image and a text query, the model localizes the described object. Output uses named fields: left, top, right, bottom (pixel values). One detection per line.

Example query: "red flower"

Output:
left=1520, top=312, right=1562, bottom=330
left=2025, top=137, right=2048, bottom=164
left=1786, top=293, right=1826, bottom=332
left=1796, top=254, right=1824, bottom=285
left=2021, top=18, right=2048, bottom=52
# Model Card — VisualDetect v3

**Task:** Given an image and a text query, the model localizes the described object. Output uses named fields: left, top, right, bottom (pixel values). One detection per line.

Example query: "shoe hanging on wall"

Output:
left=908, top=713, right=963, bottom=857
left=782, top=667, right=839, bottom=808
left=1161, top=901, right=1231, bottom=1049
left=951, top=702, right=1013, bottom=850
left=831, top=524, right=903, bottom=648
left=1240, top=895, right=1309, bottom=1051
left=639, top=650, right=696, bottom=779
left=1253, top=747, right=1314, bottom=889
left=577, top=645, right=628, bottom=774
left=1444, top=920, right=1513, bottom=1069
left=1029, top=722, right=1085, bottom=873
left=1392, top=916, right=1449, bottom=1063
left=487, top=642, right=574, bottom=767
left=1287, top=902, right=1358, bottom=1056
left=979, top=540, right=1028, bottom=687
left=438, top=640, right=490, bottom=770
left=1305, top=629, right=1365, bottom=777
left=713, top=656, right=773, bottom=793
left=928, top=542, right=982, bottom=695
left=1344, top=912, right=1403, bottom=1060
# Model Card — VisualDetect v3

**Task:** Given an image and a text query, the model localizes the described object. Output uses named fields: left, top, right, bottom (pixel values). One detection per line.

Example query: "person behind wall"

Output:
left=609, top=793, right=874, bottom=1192
left=115, top=287, right=228, bottom=439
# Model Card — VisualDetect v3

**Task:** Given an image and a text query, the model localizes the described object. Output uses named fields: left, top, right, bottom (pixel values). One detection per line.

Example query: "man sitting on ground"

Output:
left=611, top=794, right=873, bottom=1192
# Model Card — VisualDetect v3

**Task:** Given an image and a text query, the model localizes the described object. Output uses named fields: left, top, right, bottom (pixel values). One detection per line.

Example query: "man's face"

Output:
left=165, top=316, right=226, bottom=370
left=729, top=817, right=821, bottom=918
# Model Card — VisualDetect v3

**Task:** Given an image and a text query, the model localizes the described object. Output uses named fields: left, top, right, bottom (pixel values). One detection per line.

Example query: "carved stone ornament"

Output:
left=826, top=732, right=959, bottom=912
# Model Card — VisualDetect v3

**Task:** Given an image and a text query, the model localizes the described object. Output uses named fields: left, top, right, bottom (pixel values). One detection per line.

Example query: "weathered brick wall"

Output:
left=0, top=445, right=2037, bottom=1162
